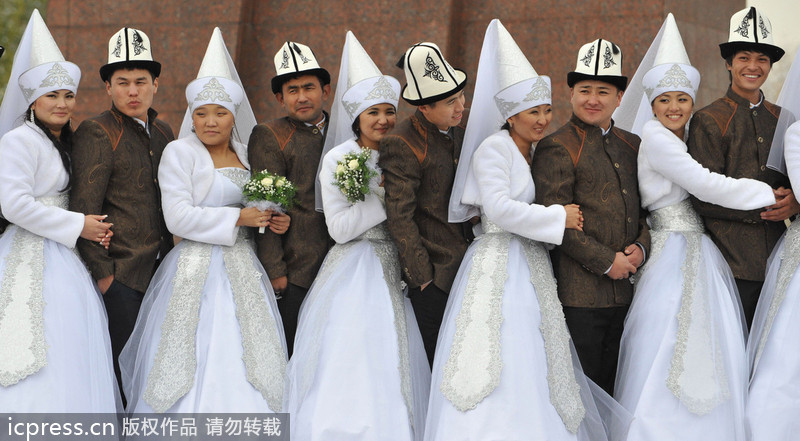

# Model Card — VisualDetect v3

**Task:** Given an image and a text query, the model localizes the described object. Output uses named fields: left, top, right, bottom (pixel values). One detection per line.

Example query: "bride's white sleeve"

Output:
left=0, top=130, right=83, bottom=247
left=158, top=141, right=241, bottom=246
left=320, top=145, right=386, bottom=244
left=641, top=121, right=775, bottom=210
left=475, top=137, right=567, bottom=245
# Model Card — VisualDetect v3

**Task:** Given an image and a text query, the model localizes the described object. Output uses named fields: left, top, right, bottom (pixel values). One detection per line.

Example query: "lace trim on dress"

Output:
left=217, top=168, right=251, bottom=190
left=0, top=227, right=46, bottom=386
left=440, top=218, right=508, bottom=412
left=0, top=194, right=68, bottom=387
left=223, top=228, right=286, bottom=412
left=521, top=234, right=586, bottom=433
left=649, top=200, right=730, bottom=415
left=753, top=220, right=800, bottom=369
left=296, top=222, right=416, bottom=430
left=144, top=240, right=212, bottom=412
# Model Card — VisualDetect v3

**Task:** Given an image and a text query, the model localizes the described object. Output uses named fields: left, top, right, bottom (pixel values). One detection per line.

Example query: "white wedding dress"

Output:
left=121, top=140, right=287, bottom=413
left=615, top=119, right=775, bottom=441
left=425, top=130, right=625, bottom=441
left=0, top=122, right=120, bottom=412
left=284, top=140, right=431, bottom=441
left=747, top=120, right=800, bottom=441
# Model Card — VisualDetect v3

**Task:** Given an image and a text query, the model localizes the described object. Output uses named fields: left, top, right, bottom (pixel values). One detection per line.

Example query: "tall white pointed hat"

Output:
left=568, top=38, right=627, bottom=91
left=614, top=14, right=699, bottom=136
left=179, top=27, right=256, bottom=143
left=100, top=27, right=161, bottom=81
left=449, top=19, right=551, bottom=223
left=0, top=9, right=81, bottom=137
left=642, top=14, right=700, bottom=103
left=315, top=30, right=401, bottom=211
left=720, top=6, right=784, bottom=62
left=271, top=41, right=331, bottom=94
left=398, top=42, right=467, bottom=105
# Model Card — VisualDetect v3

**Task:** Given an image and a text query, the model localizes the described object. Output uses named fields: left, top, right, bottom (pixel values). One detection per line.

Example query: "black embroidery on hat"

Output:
left=280, top=50, right=290, bottom=70
left=131, top=30, right=148, bottom=56
left=292, top=43, right=311, bottom=64
left=734, top=14, right=750, bottom=38
left=112, top=35, right=122, bottom=58
left=580, top=44, right=595, bottom=67
left=423, top=53, right=446, bottom=82
left=758, top=16, right=770, bottom=39
left=603, top=46, right=617, bottom=69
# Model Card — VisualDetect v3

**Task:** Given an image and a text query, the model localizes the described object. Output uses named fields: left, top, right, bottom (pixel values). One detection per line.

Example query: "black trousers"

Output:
left=101, top=280, right=144, bottom=405
left=278, top=283, right=309, bottom=358
left=563, top=305, right=629, bottom=395
left=408, top=284, right=449, bottom=368
left=736, top=278, right=763, bottom=331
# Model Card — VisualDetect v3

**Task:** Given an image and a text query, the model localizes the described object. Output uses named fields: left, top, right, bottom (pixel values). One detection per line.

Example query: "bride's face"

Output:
left=192, top=104, right=235, bottom=148
left=651, top=91, right=693, bottom=136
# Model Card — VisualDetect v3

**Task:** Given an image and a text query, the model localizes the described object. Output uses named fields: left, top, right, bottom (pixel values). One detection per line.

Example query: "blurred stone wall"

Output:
left=47, top=0, right=742, bottom=132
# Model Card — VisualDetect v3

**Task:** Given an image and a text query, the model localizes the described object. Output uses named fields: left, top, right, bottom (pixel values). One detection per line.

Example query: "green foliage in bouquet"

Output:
left=333, top=148, right=379, bottom=204
left=243, top=170, right=297, bottom=209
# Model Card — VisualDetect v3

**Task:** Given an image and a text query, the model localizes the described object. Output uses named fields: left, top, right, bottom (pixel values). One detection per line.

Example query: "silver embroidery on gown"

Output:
left=753, top=220, right=800, bottom=369
left=647, top=199, right=730, bottom=415
left=441, top=217, right=585, bottom=433
left=297, top=186, right=416, bottom=429
left=0, top=194, right=66, bottom=386
left=144, top=168, right=285, bottom=412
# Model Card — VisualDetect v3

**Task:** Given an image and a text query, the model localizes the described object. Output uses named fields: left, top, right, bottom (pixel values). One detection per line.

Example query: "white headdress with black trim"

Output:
left=271, top=41, right=330, bottom=94
left=399, top=42, right=467, bottom=106
left=568, top=38, right=627, bottom=91
left=99, top=27, right=161, bottom=82
left=0, top=9, right=81, bottom=138
left=178, top=27, right=256, bottom=144
left=720, top=6, right=784, bottom=63
left=614, top=13, right=700, bottom=136
left=449, top=19, right=551, bottom=222
left=314, top=30, right=400, bottom=211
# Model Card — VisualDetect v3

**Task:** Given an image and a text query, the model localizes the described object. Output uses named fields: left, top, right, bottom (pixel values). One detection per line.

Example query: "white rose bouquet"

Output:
left=333, top=148, right=379, bottom=204
left=243, top=170, right=297, bottom=233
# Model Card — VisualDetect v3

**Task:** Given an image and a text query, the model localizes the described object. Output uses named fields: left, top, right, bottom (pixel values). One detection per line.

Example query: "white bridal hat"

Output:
left=178, top=27, right=256, bottom=143
left=315, top=30, right=401, bottom=211
left=0, top=9, right=81, bottom=137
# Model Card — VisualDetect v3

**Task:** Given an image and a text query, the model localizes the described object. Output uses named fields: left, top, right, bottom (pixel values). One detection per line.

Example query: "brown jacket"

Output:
left=247, top=115, right=332, bottom=289
left=378, top=110, right=470, bottom=292
left=69, top=106, right=174, bottom=293
left=688, top=87, right=788, bottom=281
left=533, top=115, right=650, bottom=308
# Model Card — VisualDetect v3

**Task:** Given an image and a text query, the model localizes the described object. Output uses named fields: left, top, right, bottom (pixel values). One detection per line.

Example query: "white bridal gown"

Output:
left=747, top=120, right=800, bottom=441
left=284, top=139, right=431, bottom=441
left=615, top=119, right=775, bottom=441
left=0, top=121, right=120, bottom=412
left=425, top=130, right=625, bottom=441
left=121, top=136, right=287, bottom=413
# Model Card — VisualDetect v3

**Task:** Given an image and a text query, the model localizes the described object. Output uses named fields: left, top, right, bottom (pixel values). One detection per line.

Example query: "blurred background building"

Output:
left=1, top=0, right=796, bottom=132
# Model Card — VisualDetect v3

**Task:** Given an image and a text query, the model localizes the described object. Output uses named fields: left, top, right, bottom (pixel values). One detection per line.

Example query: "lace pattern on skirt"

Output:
left=649, top=200, right=730, bottom=415
left=297, top=222, right=415, bottom=429
left=753, top=220, right=800, bottom=369
left=440, top=218, right=509, bottom=412
left=0, top=194, right=69, bottom=386
left=521, top=234, right=586, bottom=433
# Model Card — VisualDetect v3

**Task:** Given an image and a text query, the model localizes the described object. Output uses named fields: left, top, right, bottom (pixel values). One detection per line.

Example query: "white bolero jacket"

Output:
left=158, top=135, right=249, bottom=246
left=638, top=119, right=775, bottom=212
left=0, top=122, right=84, bottom=247
left=319, top=139, right=387, bottom=244
left=461, top=130, right=567, bottom=246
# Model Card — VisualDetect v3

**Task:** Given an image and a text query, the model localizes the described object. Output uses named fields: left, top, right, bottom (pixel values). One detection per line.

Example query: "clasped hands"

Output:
left=238, top=207, right=291, bottom=234
left=761, top=187, right=800, bottom=222
left=608, top=244, right=644, bottom=281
